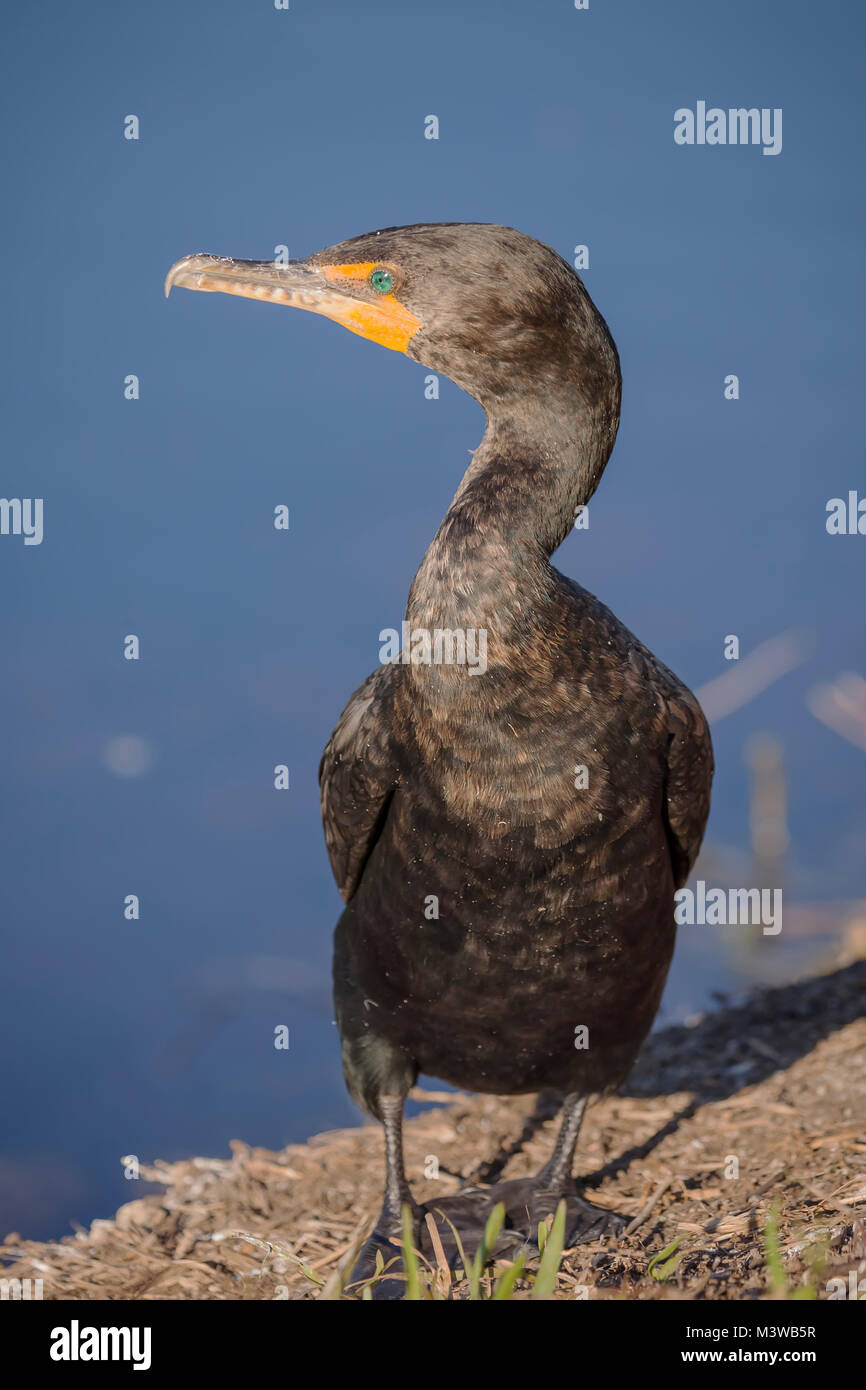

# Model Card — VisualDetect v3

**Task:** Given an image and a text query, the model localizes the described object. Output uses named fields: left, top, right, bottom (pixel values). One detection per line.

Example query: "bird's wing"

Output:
left=662, top=685, right=714, bottom=890
left=319, top=665, right=398, bottom=903
left=557, top=573, right=714, bottom=888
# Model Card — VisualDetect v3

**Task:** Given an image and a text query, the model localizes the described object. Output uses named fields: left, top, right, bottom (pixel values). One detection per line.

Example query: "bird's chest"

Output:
left=349, top=679, right=672, bottom=1037
left=392, top=672, right=655, bottom=851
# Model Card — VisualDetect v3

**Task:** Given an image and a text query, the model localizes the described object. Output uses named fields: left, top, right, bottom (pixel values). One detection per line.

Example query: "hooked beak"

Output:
left=164, top=254, right=421, bottom=354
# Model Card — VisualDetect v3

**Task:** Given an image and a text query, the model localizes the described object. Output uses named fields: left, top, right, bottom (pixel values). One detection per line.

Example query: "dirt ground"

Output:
left=3, top=951, right=864, bottom=1301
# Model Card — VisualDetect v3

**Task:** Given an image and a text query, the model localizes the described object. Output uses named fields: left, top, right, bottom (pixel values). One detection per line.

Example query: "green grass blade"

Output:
left=532, top=1199, right=566, bottom=1299
left=763, top=1204, right=788, bottom=1298
left=648, top=1237, right=684, bottom=1282
left=469, top=1202, right=506, bottom=1300
left=537, top=1220, right=548, bottom=1256
left=401, top=1203, right=426, bottom=1300
left=492, top=1254, right=527, bottom=1300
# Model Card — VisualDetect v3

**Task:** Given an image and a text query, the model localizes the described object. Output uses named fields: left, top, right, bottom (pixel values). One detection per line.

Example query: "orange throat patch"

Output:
left=319, top=263, right=421, bottom=353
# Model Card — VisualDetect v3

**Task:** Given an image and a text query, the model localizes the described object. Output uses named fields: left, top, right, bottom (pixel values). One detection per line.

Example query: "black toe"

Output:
left=344, top=1217, right=417, bottom=1300
left=418, top=1185, right=501, bottom=1268
left=493, top=1176, right=626, bottom=1250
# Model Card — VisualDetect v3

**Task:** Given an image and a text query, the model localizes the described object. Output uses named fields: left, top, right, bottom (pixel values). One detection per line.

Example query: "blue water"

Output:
left=1, top=0, right=863, bottom=1241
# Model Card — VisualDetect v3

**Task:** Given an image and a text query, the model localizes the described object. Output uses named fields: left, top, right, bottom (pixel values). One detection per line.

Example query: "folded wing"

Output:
left=319, top=666, right=398, bottom=903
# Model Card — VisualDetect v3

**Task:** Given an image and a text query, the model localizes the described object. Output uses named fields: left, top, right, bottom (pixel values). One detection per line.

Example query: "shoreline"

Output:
left=3, top=955, right=864, bottom=1300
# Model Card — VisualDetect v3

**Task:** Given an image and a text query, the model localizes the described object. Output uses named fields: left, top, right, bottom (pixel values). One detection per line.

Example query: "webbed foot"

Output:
left=490, top=1175, right=627, bottom=1253
left=344, top=1208, right=421, bottom=1300
left=418, top=1177, right=624, bottom=1268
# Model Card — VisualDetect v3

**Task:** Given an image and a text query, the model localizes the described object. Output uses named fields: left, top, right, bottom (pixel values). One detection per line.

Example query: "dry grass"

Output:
left=2, top=956, right=864, bottom=1300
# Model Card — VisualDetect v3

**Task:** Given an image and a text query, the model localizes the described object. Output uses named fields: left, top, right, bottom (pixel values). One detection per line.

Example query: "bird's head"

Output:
left=165, top=223, right=619, bottom=415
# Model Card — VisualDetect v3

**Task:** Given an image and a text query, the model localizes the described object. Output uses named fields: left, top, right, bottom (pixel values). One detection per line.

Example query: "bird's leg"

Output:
left=496, top=1093, right=626, bottom=1251
left=535, top=1093, right=588, bottom=1192
left=378, top=1094, right=418, bottom=1229
left=346, top=1093, right=421, bottom=1297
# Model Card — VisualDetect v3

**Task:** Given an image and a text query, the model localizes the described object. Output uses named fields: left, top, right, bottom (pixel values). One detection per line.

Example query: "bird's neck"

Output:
left=407, top=385, right=619, bottom=638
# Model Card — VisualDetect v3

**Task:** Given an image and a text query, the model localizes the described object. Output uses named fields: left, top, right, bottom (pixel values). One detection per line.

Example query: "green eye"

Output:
left=370, top=268, right=394, bottom=294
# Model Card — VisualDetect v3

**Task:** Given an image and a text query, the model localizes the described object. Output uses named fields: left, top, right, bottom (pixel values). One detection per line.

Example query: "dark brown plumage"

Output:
left=166, top=223, right=713, bottom=1293
left=316, top=227, right=712, bottom=1284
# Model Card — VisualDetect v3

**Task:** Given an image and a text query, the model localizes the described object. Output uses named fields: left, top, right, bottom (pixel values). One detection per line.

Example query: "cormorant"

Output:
left=166, top=224, right=713, bottom=1290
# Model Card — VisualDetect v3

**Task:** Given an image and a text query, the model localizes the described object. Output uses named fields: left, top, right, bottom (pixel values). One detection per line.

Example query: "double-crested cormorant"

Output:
left=166, top=224, right=713, bottom=1290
